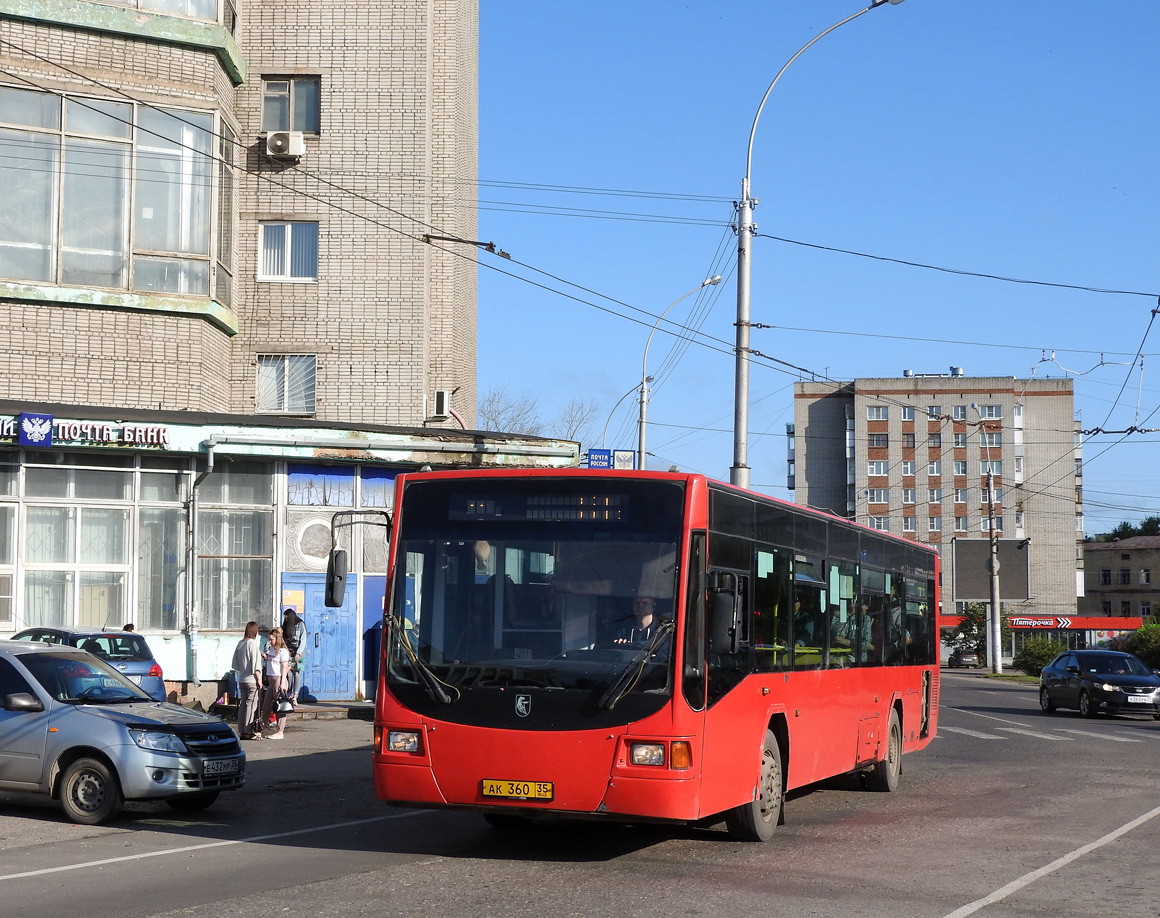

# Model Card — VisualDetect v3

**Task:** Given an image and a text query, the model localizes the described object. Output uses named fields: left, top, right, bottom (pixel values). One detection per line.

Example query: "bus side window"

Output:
left=682, top=532, right=707, bottom=711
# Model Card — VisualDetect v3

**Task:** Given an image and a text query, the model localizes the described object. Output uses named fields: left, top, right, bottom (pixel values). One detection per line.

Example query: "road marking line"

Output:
left=1054, top=728, right=1141, bottom=743
left=941, top=802, right=1160, bottom=918
left=995, top=727, right=1071, bottom=741
left=0, top=810, right=423, bottom=881
left=938, top=725, right=1007, bottom=740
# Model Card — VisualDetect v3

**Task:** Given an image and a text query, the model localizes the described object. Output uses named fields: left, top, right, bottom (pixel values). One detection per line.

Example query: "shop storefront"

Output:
left=0, top=405, right=579, bottom=704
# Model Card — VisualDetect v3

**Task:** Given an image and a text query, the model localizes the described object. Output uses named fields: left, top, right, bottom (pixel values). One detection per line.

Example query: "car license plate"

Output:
left=1126, top=695, right=1152, bottom=704
left=204, top=758, right=240, bottom=776
left=127, top=675, right=142, bottom=685
left=481, top=779, right=553, bottom=801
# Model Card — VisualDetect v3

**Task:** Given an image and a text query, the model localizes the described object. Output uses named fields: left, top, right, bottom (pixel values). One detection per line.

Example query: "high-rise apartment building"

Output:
left=0, top=2, right=578, bottom=702
left=791, top=375, right=1082, bottom=623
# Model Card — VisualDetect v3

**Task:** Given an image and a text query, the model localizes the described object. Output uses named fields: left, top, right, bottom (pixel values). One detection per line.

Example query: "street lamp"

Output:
left=972, top=403, right=1003, bottom=674
left=732, top=0, right=905, bottom=489
left=639, top=276, right=723, bottom=470
left=603, top=380, right=650, bottom=449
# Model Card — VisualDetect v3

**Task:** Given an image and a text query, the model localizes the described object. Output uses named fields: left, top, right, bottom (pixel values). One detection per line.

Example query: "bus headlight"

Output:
left=387, top=730, right=421, bottom=753
left=630, top=743, right=665, bottom=766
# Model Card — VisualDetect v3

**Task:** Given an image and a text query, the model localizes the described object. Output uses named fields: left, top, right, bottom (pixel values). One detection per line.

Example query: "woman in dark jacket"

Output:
left=281, top=608, right=307, bottom=706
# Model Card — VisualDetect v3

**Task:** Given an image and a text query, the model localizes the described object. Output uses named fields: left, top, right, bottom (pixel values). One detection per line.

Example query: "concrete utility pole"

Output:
left=974, top=404, right=1003, bottom=674
left=732, top=0, right=905, bottom=488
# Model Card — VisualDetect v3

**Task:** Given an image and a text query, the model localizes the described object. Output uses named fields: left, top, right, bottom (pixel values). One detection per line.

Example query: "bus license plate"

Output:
left=482, top=779, right=553, bottom=801
left=1126, top=695, right=1152, bottom=704
left=204, top=758, right=240, bottom=776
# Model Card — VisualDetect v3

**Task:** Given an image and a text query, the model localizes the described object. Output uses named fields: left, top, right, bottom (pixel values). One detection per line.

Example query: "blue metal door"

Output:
left=281, top=574, right=358, bottom=701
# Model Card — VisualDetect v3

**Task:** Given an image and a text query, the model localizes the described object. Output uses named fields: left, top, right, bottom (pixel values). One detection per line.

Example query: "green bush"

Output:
left=1012, top=637, right=1067, bottom=677
left=1116, top=623, right=1160, bottom=669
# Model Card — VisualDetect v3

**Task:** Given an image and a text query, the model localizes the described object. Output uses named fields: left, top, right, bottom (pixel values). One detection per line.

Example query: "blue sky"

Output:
left=476, top=1, right=1160, bottom=536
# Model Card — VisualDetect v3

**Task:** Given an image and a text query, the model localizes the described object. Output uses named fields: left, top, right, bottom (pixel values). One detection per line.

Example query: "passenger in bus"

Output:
left=792, top=591, right=823, bottom=647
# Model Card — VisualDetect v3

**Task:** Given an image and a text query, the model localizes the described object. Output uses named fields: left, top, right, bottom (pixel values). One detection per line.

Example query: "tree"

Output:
left=1091, top=515, right=1160, bottom=542
left=1011, top=637, right=1066, bottom=677
left=476, top=385, right=544, bottom=436
left=552, top=397, right=601, bottom=445
left=943, top=602, right=1011, bottom=667
left=1108, top=622, right=1160, bottom=669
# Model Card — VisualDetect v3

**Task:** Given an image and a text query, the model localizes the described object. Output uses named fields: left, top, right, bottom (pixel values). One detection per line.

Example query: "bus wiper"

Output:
left=596, top=621, right=674, bottom=711
left=390, top=616, right=456, bottom=704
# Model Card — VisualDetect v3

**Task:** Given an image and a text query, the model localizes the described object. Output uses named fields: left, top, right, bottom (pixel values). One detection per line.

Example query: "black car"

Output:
left=1039, top=649, right=1160, bottom=719
left=948, top=649, right=980, bottom=668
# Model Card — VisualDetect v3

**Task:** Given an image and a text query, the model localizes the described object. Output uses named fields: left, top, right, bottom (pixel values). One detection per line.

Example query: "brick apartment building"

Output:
left=791, top=374, right=1084, bottom=643
left=0, top=1, right=577, bottom=700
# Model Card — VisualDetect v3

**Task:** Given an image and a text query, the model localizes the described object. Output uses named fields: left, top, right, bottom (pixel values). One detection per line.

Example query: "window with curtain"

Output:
left=258, top=222, right=318, bottom=281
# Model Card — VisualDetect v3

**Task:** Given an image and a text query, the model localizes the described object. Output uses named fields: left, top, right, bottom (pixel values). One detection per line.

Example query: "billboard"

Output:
left=950, top=538, right=1030, bottom=602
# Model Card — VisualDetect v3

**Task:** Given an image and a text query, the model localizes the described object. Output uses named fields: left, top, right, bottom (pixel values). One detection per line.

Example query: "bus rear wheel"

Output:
left=725, top=729, right=783, bottom=842
left=866, top=710, right=901, bottom=793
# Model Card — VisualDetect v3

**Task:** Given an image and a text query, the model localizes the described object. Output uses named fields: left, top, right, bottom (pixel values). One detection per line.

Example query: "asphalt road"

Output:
left=1, top=675, right=1158, bottom=918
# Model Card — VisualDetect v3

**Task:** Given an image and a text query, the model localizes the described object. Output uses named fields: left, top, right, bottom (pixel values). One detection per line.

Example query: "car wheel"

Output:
left=725, top=729, right=783, bottom=841
left=165, top=791, right=220, bottom=813
left=866, top=710, right=902, bottom=793
left=60, top=757, right=123, bottom=825
left=1079, top=690, right=1097, bottom=718
left=1039, top=686, right=1056, bottom=713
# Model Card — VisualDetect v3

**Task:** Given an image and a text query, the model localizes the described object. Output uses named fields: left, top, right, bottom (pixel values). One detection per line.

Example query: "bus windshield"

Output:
left=386, top=477, right=685, bottom=705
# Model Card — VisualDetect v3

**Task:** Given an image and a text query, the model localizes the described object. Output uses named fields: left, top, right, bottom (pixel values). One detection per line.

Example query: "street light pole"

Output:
left=732, top=0, right=905, bottom=489
left=973, top=404, right=1003, bottom=674
left=639, top=276, right=722, bottom=470
left=602, top=381, right=649, bottom=449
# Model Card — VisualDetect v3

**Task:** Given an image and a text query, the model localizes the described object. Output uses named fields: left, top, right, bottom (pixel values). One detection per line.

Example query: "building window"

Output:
left=954, top=516, right=968, bottom=532
left=1119, top=569, right=1131, bottom=585
left=952, top=406, right=967, bottom=421
left=287, top=464, right=354, bottom=506
left=929, top=488, right=943, bottom=503
left=867, top=461, right=889, bottom=476
left=0, top=85, right=216, bottom=295
left=901, top=407, right=914, bottom=421
left=981, top=432, right=1002, bottom=448
left=954, top=489, right=968, bottom=503
left=1121, top=601, right=1132, bottom=616
left=953, top=460, right=968, bottom=476
left=868, top=434, right=889, bottom=448
left=928, top=461, right=942, bottom=477
left=954, top=433, right=967, bottom=448
left=259, top=222, right=318, bottom=281
left=927, top=406, right=941, bottom=419
left=928, top=516, right=942, bottom=531
left=982, top=516, right=1004, bottom=532
left=902, top=488, right=916, bottom=504
left=1098, top=568, right=1111, bottom=585
left=867, top=406, right=888, bottom=421
left=869, top=516, right=889, bottom=532
left=1100, top=600, right=1112, bottom=615
left=1142, top=601, right=1152, bottom=617
left=982, top=487, right=1003, bottom=505
left=1141, top=569, right=1151, bottom=585
left=981, top=460, right=1002, bottom=476
left=867, top=488, right=889, bottom=503
left=903, top=516, right=916, bottom=533
left=902, top=433, right=916, bottom=448
left=262, top=77, right=321, bottom=133
left=901, top=461, right=915, bottom=477
left=928, top=433, right=942, bottom=448
left=257, top=355, right=316, bottom=414
left=980, top=405, right=1003, bottom=419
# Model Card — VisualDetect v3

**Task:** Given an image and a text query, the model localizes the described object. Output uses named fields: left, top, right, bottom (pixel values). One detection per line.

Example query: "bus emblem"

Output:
left=515, top=694, right=531, bottom=717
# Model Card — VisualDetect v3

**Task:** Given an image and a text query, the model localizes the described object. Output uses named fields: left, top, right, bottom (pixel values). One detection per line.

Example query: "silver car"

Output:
left=0, top=640, right=245, bottom=824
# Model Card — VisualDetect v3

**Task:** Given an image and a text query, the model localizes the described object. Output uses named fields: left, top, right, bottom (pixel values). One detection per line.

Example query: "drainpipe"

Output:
left=186, top=439, right=216, bottom=687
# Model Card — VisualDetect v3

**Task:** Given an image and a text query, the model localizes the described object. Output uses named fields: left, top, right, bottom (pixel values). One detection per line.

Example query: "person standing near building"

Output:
left=231, top=621, right=263, bottom=740
left=261, top=627, right=291, bottom=739
left=282, top=608, right=307, bottom=707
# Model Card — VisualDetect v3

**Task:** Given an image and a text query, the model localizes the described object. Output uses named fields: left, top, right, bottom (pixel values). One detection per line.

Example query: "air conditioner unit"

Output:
left=431, top=389, right=452, bottom=420
left=266, top=131, right=305, bottom=158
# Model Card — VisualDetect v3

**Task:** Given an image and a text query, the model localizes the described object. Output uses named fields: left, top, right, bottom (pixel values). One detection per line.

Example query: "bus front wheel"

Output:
left=866, top=709, right=901, bottom=792
left=725, top=729, right=783, bottom=842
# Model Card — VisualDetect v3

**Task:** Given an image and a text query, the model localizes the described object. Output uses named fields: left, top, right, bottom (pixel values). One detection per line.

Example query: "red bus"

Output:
left=364, top=468, right=938, bottom=841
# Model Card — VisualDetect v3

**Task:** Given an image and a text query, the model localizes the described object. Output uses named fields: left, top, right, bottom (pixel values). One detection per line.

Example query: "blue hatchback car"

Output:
left=10, top=629, right=167, bottom=701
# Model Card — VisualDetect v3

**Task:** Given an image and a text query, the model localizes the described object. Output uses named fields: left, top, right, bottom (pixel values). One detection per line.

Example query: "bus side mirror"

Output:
left=708, top=571, right=741, bottom=655
left=325, top=549, right=348, bottom=607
